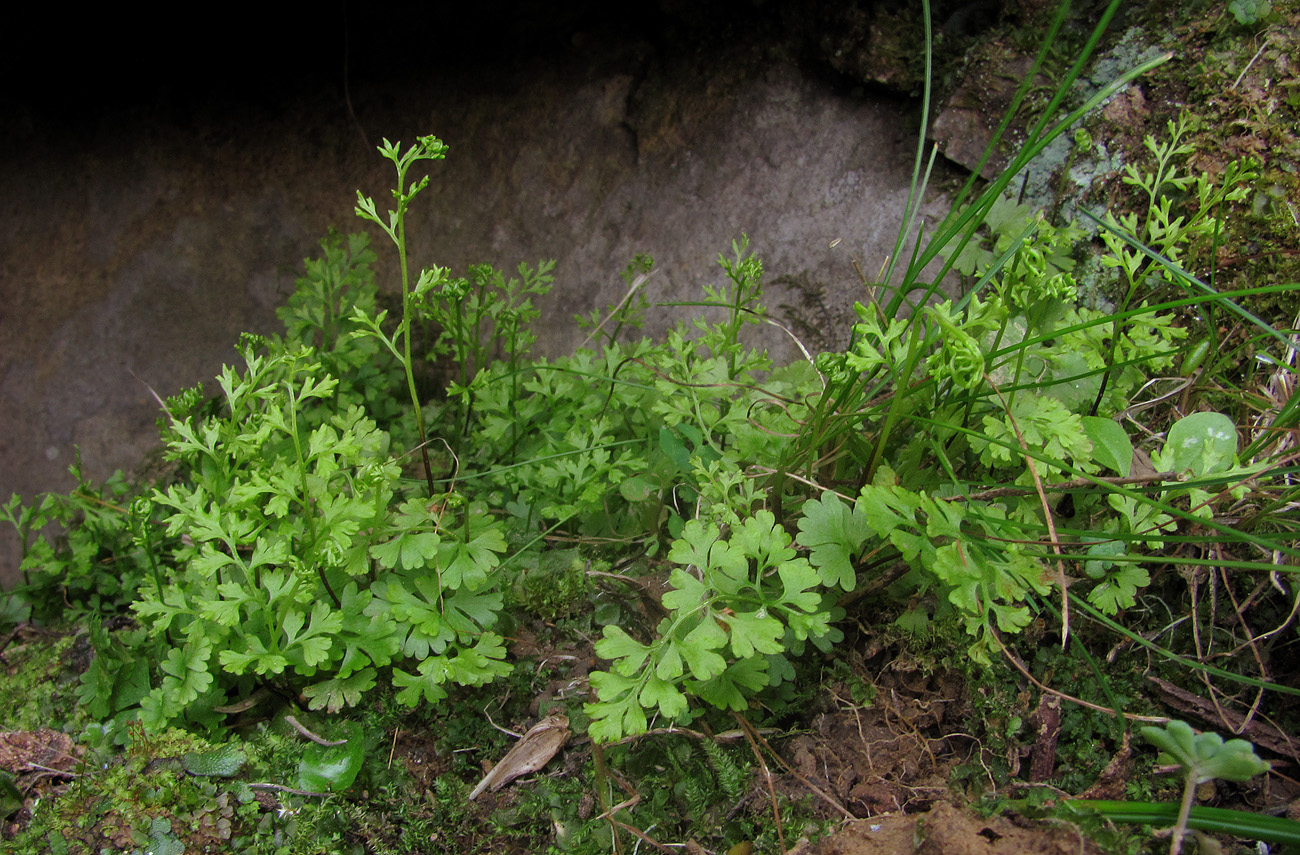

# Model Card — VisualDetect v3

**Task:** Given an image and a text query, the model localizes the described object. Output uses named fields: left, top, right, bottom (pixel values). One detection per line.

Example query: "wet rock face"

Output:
left=0, top=2, right=960, bottom=585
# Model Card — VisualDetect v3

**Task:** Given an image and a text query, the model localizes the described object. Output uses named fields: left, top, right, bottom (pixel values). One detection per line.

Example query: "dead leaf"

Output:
left=469, top=714, right=570, bottom=800
left=0, top=730, right=79, bottom=775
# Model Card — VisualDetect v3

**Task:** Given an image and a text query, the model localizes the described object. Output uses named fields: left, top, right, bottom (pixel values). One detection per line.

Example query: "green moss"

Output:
left=511, top=548, right=592, bottom=621
left=1117, top=2, right=1300, bottom=302
left=10, top=728, right=259, bottom=854
left=0, top=632, right=88, bottom=734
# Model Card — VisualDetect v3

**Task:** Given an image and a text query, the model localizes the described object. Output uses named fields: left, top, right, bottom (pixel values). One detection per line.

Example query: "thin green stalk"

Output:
left=1169, top=772, right=1197, bottom=855
left=395, top=191, right=437, bottom=496
left=1065, top=800, right=1300, bottom=847
left=879, top=0, right=934, bottom=291
left=131, top=499, right=174, bottom=647
left=355, top=136, right=450, bottom=497
left=864, top=314, right=936, bottom=483
left=886, top=1, right=1170, bottom=317
left=1073, top=597, right=1300, bottom=698
left=908, top=412, right=1300, bottom=560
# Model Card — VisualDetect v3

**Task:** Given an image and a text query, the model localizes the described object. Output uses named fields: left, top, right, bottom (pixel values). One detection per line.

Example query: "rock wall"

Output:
left=0, top=2, right=968, bottom=586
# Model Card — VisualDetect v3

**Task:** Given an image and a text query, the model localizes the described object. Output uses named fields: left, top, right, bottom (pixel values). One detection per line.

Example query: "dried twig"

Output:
left=958, top=471, right=1184, bottom=501
left=285, top=715, right=346, bottom=747
left=734, top=712, right=785, bottom=853
left=995, top=632, right=1168, bottom=723
left=248, top=782, right=330, bottom=797
left=729, top=716, right=854, bottom=820
left=985, top=375, right=1070, bottom=647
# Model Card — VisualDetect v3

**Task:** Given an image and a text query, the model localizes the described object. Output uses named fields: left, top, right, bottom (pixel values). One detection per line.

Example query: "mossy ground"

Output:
left=3, top=3, right=1300, bottom=854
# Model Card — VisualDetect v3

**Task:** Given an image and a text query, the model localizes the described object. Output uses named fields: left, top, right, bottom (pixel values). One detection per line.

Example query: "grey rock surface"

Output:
left=0, top=6, right=959, bottom=585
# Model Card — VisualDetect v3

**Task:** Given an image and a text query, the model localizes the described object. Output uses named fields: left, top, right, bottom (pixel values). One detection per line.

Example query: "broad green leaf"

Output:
left=1089, top=562, right=1150, bottom=615
left=680, top=618, right=728, bottom=680
left=661, top=568, right=712, bottom=614
left=302, top=668, right=377, bottom=713
left=393, top=659, right=451, bottom=707
left=693, top=657, right=768, bottom=711
left=280, top=607, right=306, bottom=645
left=1045, top=350, right=1103, bottom=412
left=76, top=656, right=115, bottom=721
left=619, top=475, right=657, bottom=503
left=668, top=520, right=745, bottom=582
left=113, top=657, right=152, bottom=713
left=855, top=484, right=921, bottom=536
left=730, top=511, right=795, bottom=569
left=722, top=610, right=784, bottom=659
left=298, top=721, right=364, bottom=793
left=1228, top=0, right=1272, bottom=25
left=777, top=558, right=824, bottom=613
left=183, top=746, right=247, bottom=777
left=889, top=529, right=926, bottom=562
left=1082, top=416, right=1133, bottom=476
left=371, top=529, right=440, bottom=571
left=654, top=638, right=683, bottom=681
left=437, top=523, right=507, bottom=590
left=1162, top=412, right=1238, bottom=476
left=594, top=625, right=651, bottom=673
left=765, top=652, right=797, bottom=686
left=145, top=818, right=184, bottom=855
left=639, top=675, right=689, bottom=719
left=443, top=634, right=511, bottom=687
left=0, top=771, right=22, bottom=821
left=931, top=542, right=981, bottom=614
left=586, top=675, right=648, bottom=743
left=797, top=493, right=871, bottom=591
left=1142, top=721, right=1269, bottom=784
left=659, top=426, right=691, bottom=471
left=441, top=587, right=503, bottom=634
left=198, top=594, right=243, bottom=628
left=160, top=637, right=214, bottom=704
left=1083, top=538, right=1126, bottom=580
left=219, top=636, right=289, bottom=676
left=192, top=545, right=237, bottom=577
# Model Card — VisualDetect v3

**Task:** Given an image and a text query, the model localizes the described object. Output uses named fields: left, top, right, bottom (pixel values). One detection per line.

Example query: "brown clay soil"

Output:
left=798, top=801, right=1104, bottom=855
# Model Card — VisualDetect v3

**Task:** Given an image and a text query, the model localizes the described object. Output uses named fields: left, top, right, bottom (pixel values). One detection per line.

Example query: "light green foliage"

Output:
left=457, top=239, right=801, bottom=546
left=2, top=461, right=153, bottom=623
left=1141, top=720, right=1270, bottom=854
left=947, top=194, right=1085, bottom=280
left=120, top=241, right=511, bottom=728
left=586, top=511, right=836, bottom=742
left=1228, top=0, right=1272, bottom=24
left=791, top=492, right=872, bottom=591
left=31, top=119, right=1236, bottom=743
left=788, top=121, right=1261, bottom=653
left=970, top=393, right=1094, bottom=480
left=104, top=141, right=535, bottom=730
left=435, top=260, right=555, bottom=381
left=275, top=231, right=401, bottom=424
left=1155, top=412, right=1239, bottom=478
left=352, top=135, right=454, bottom=493
left=1082, top=408, right=1247, bottom=613
left=1142, top=720, right=1269, bottom=785
left=78, top=619, right=155, bottom=729
left=297, top=721, right=364, bottom=793
left=1100, top=112, right=1256, bottom=295
left=804, top=484, right=1051, bottom=665
left=1, top=92, right=1283, bottom=855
